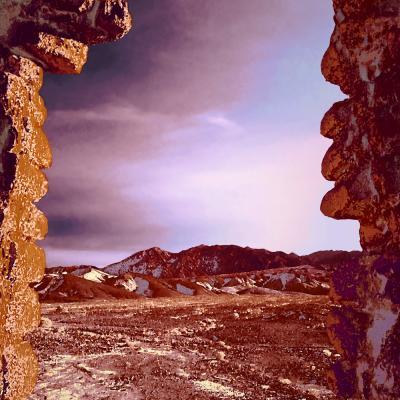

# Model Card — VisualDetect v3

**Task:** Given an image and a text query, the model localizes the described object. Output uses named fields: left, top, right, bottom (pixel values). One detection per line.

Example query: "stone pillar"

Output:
left=322, top=1, right=400, bottom=398
left=0, top=2, right=131, bottom=399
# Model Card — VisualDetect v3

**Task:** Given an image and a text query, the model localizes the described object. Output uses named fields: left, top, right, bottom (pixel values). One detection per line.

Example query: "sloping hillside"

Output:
left=37, top=265, right=330, bottom=302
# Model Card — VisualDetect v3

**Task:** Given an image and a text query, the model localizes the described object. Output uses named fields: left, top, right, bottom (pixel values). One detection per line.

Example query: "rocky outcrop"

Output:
left=322, top=2, right=400, bottom=398
left=0, top=2, right=131, bottom=399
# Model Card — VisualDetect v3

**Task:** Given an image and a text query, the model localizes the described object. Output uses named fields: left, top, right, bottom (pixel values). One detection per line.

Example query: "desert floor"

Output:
left=29, top=293, right=338, bottom=400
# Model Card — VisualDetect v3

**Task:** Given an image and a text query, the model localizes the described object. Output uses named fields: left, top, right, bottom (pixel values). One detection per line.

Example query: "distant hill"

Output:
left=37, top=265, right=331, bottom=302
left=39, top=245, right=361, bottom=302
left=302, top=250, right=361, bottom=266
left=36, top=273, right=140, bottom=302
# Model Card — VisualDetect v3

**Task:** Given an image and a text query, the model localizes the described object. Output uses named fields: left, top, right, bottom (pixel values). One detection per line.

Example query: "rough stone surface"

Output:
left=322, top=1, right=400, bottom=398
left=0, top=1, right=131, bottom=399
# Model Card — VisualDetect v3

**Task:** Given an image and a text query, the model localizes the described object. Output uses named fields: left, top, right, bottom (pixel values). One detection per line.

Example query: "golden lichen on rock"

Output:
left=0, top=1, right=132, bottom=399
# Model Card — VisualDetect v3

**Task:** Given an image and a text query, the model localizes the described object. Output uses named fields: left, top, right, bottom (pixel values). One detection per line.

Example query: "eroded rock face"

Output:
left=322, top=1, right=400, bottom=398
left=0, top=1, right=131, bottom=399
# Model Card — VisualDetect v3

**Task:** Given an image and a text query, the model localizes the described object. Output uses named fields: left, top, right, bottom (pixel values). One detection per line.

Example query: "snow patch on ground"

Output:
left=196, top=281, right=212, bottom=291
left=31, top=352, right=143, bottom=400
left=152, top=266, right=163, bottom=278
left=138, top=348, right=174, bottom=356
left=134, top=277, right=150, bottom=296
left=193, top=380, right=245, bottom=398
left=223, top=278, right=232, bottom=286
left=295, top=383, right=334, bottom=397
left=279, top=273, right=296, bottom=289
left=116, top=277, right=137, bottom=292
left=44, top=388, right=79, bottom=400
left=176, top=284, right=195, bottom=296
left=82, top=269, right=112, bottom=283
left=104, top=255, right=142, bottom=275
left=36, top=275, right=64, bottom=295
left=211, top=257, right=219, bottom=273
left=220, top=287, right=240, bottom=295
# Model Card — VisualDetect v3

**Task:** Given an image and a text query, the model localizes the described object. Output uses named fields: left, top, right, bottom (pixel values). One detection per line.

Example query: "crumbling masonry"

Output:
left=0, top=1, right=131, bottom=399
left=322, top=1, right=400, bottom=399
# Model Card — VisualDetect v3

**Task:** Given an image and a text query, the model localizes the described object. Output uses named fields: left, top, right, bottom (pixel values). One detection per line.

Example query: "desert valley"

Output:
left=28, top=245, right=360, bottom=399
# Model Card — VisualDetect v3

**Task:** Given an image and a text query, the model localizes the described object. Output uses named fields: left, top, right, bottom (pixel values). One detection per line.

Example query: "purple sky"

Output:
left=40, top=0, right=361, bottom=267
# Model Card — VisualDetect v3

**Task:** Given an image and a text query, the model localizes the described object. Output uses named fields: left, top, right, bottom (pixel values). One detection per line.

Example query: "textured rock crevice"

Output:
left=0, top=54, right=47, bottom=400
left=0, top=1, right=131, bottom=399
left=322, top=1, right=400, bottom=398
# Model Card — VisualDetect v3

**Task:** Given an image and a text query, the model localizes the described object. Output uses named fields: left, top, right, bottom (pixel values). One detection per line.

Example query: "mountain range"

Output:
left=102, top=245, right=360, bottom=277
left=37, top=245, right=361, bottom=302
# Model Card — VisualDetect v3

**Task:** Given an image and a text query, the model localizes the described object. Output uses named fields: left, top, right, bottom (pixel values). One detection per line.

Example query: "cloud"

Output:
left=114, top=131, right=336, bottom=253
left=45, top=248, right=130, bottom=268
left=42, top=174, right=169, bottom=255
left=198, top=113, right=243, bottom=134
left=38, top=0, right=359, bottom=266
left=42, top=0, right=304, bottom=114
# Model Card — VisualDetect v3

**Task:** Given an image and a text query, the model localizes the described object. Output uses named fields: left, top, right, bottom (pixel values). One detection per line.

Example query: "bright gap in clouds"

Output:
left=116, top=116, right=359, bottom=257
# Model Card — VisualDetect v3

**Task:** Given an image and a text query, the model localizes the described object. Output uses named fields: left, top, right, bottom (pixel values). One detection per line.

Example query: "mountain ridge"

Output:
left=47, top=245, right=361, bottom=279
left=100, top=244, right=360, bottom=279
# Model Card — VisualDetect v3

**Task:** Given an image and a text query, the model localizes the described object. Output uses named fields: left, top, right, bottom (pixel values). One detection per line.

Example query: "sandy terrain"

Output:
left=28, top=293, right=338, bottom=400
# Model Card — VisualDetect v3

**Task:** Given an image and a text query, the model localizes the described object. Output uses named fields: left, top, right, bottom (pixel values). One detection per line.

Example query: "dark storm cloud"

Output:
left=42, top=0, right=290, bottom=113
left=42, top=174, right=167, bottom=252
left=50, top=216, right=85, bottom=237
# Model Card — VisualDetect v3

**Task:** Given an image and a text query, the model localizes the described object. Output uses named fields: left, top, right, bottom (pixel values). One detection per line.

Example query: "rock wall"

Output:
left=0, top=2, right=131, bottom=399
left=322, top=1, right=400, bottom=398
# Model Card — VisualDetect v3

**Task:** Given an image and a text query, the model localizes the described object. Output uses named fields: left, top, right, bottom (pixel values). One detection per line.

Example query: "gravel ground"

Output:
left=28, top=293, right=338, bottom=400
